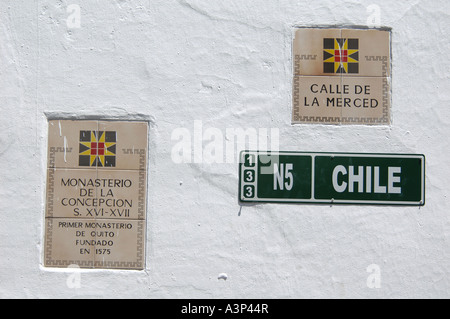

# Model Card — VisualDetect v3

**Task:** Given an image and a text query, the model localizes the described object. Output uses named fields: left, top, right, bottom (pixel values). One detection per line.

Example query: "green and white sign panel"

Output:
left=239, top=151, right=425, bottom=206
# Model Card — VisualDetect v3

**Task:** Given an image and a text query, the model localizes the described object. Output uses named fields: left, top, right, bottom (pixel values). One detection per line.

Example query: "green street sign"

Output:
left=239, top=151, right=425, bottom=206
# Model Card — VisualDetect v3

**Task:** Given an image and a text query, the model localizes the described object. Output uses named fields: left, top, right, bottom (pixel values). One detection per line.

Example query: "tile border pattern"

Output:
left=44, top=218, right=94, bottom=268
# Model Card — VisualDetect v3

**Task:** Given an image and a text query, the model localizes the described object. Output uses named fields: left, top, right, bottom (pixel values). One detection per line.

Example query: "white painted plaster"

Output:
left=0, top=0, right=449, bottom=298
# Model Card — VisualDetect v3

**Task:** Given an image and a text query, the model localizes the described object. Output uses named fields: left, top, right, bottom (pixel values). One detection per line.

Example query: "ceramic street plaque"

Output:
left=239, top=151, right=425, bottom=206
left=44, top=120, right=148, bottom=270
left=292, top=27, right=391, bottom=125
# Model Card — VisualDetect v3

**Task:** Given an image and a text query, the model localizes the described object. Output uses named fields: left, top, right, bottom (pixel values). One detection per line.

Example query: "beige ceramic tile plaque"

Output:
left=292, top=27, right=391, bottom=124
left=44, top=120, right=148, bottom=270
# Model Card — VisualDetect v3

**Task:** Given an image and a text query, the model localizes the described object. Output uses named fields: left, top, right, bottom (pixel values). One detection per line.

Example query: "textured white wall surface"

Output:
left=1, top=0, right=449, bottom=298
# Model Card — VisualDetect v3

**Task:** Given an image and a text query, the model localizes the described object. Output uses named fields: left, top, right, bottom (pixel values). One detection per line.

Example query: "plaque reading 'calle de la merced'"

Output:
left=292, top=27, right=391, bottom=125
left=44, top=120, right=148, bottom=270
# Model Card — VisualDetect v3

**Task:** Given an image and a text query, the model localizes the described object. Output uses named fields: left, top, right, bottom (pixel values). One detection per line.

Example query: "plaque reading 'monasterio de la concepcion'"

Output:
left=292, top=27, right=391, bottom=125
left=44, top=120, right=148, bottom=270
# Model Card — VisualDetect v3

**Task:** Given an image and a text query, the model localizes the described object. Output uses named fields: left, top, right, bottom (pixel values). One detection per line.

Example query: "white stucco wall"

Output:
left=1, top=0, right=449, bottom=298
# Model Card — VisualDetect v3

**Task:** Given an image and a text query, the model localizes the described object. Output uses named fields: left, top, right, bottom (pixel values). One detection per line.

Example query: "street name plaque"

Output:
left=44, top=120, right=148, bottom=269
left=239, top=151, right=425, bottom=206
left=292, top=27, right=391, bottom=125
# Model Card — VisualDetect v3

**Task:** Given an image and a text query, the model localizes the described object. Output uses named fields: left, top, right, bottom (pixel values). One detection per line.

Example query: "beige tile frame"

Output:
left=292, top=27, right=391, bottom=125
left=44, top=120, right=149, bottom=270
